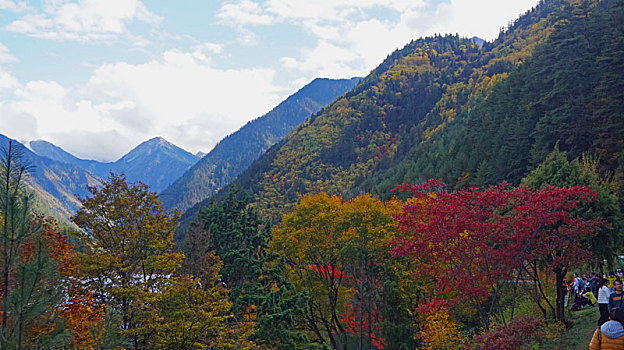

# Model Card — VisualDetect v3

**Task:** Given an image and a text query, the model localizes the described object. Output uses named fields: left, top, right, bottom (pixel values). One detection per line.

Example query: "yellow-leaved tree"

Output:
left=73, top=174, right=247, bottom=349
left=272, top=192, right=419, bottom=349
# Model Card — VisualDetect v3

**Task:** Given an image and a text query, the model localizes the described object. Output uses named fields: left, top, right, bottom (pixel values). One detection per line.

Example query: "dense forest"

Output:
left=2, top=0, right=624, bottom=349
left=205, top=0, right=603, bottom=224
left=364, top=0, right=624, bottom=196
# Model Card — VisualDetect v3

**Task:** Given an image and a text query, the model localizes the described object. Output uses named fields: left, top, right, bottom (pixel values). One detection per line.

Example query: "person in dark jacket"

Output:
left=608, top=279, right=624, bottom=312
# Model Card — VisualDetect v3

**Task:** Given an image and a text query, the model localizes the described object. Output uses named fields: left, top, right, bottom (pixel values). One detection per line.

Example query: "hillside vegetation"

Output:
left=162, top=77, right=360, bottom=212
left=210, top=0, right=600, bottom=223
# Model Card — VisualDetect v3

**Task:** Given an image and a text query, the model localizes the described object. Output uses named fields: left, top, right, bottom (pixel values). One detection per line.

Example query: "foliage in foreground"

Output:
left=392, top=179, right=603, bottom=328
left=72, top=174, right=254, bottom=349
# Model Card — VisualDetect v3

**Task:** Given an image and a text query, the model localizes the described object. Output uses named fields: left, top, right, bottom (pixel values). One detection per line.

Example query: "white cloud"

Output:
left=421, top=0, right=539, bottom=40
left=0, top=0, right=29, bottom=12
left=0, top=48, right=283, bottom=161
left=85, top=50, right=282, bottom=148
left=230, top=0, right=539, bottom=79
left=264, top=0, right=424, bottom=22
left=0, top=68, right=18, bottom=91
left=217, top=0, right=275, bottom=26
left=0, top=103, right=38, bottom=141
left=0, top=43, right=18, bottom=64
left=194, top=42, right=224, bottom=55
left=50, top=129, right=133, bottom=161
left=0, top=43, right=19, bottom=93
left=191, top=42, right=225, bottom=62
left=4, top=0, right=162, bottom=42
left=280, top=40, right=363, bottom=78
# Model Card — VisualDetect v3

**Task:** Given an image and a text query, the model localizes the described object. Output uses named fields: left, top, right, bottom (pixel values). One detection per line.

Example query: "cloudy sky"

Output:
left=0, top=0, right=538, bottom=161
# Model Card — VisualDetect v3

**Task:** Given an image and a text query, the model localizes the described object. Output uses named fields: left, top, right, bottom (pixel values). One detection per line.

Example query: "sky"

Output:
left=0, top=0, right=539, bottom=162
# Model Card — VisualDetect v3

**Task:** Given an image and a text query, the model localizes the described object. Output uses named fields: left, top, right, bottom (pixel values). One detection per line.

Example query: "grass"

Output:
left=558, top=306, right=600, bottom=349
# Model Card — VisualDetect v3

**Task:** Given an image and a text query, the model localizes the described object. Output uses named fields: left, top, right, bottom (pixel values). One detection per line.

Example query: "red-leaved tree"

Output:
left=391, top=180, right=603, bottom=328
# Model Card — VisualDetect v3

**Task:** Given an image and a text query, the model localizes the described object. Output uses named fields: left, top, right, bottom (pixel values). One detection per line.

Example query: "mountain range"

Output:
left=0, top=134, right=101, bottom=219
left=183, top=0, right=624, bottom=225
left=0, top=134, right=201, bottom=219
left=4, top=0, right=622, bottom=231
left=28, top=137, right=200, bottom=194
left=1, top=77, right=360, bottom=220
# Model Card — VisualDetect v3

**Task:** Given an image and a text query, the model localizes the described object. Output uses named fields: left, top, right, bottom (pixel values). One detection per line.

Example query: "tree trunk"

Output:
left=555, top=268, right=568, bottom=325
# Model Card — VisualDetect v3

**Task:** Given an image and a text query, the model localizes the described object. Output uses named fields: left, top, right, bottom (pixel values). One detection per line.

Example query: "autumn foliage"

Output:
left=470, top=315, right=546, bottom=350
left=392, top=179, right=604, bottom=329
left=417, top=300, right=466, bottom=350
left=272, top=192, right=418, bottom=349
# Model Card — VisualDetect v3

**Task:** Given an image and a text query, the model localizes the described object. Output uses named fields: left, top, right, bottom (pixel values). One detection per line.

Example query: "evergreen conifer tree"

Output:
left=0, top=140, right=69, bottom=349
left=190, top=188, right=309, bottom=349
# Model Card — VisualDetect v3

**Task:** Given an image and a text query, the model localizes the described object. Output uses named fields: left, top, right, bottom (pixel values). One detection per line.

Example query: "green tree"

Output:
left=0, top=140, right=70, bottom=349
left=521, top=147, right=624, bottom=267
left=150, top=274, right=234, bottom=350
left=190, top=188, right=308, bottom=349
left=72, top=173, right=184, bottom=349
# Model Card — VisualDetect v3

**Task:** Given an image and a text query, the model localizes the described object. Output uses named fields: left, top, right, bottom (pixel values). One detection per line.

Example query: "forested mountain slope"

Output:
left=195, top=0, right=591, bottom=223
left=361, top=0, right=624, bottom=197
left=160, top=77, right=360, bottom=212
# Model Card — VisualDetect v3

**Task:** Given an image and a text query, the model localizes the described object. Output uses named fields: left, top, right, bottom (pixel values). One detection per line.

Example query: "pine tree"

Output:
left=191, top=188, right=308, bottom=349
left=0, top=140, right=69, bottom=349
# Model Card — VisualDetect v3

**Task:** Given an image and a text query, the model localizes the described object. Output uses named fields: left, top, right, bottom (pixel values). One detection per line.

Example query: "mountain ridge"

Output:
left=185, top=0, right=601, bottom=224
left=160, top=77, right=361, bottom=212
left=29, top=136, right=200, bottom=193
left=0, top=134, right=100, bottom=220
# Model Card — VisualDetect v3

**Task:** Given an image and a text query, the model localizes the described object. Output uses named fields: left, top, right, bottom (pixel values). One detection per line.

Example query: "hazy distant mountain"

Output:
left=470, top=36, right=485, bottom=46
left=1, top=134, right=100, bottom=219
left=160, top=77, right=361, bottom=212
left=29, top=139, right=111, bottom=176
left=29, top=139, right=89, bottom=165
left=29, top=137, right=200, bottom=194
left=113, top=137, right=200, bottom=193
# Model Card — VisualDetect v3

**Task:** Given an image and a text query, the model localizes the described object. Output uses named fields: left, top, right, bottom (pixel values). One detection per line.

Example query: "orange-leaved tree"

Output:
left=38, top=220, right=104, bottom=349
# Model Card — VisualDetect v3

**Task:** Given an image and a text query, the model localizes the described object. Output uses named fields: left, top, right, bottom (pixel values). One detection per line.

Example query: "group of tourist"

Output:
left=575, top=269, right=624, bottom=349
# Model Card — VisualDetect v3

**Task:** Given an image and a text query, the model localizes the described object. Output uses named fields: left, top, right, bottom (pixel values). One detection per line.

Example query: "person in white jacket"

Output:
left=598, top=278, right=613, bottom=326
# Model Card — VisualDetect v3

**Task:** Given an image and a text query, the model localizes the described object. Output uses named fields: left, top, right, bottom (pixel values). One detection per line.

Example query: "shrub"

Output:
left=469, top=315, right=545, bottom=350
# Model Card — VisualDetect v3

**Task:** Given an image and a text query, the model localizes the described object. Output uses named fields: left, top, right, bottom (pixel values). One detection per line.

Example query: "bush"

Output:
left=469, top=315, right=546, bottom=350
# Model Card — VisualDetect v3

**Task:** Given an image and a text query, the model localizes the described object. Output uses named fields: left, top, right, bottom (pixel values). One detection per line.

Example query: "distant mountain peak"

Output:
left=470, top=36, right=485, bottom=46
left=29, top=139, right=85, bottom=165
left=160, top=76, right=361, bottom=212
left=141, top=136, right=171, bottom=148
